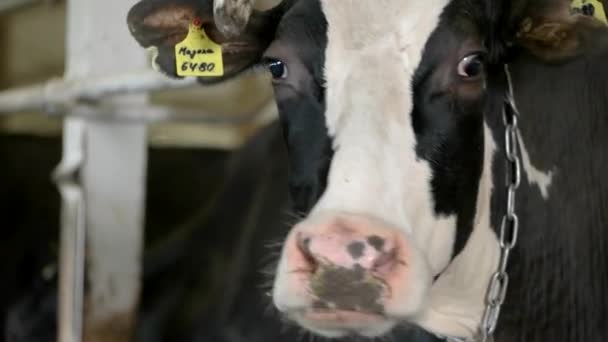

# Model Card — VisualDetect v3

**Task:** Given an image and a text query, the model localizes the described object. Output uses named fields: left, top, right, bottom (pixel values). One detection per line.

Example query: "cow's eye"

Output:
left=457, top=54, right=484, bottom=79
left=263, top=58, right=288, bottom=80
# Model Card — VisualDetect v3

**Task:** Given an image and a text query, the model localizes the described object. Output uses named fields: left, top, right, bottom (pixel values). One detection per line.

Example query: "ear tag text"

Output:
left=175, top=19, right=224, bottom=77
left=571, top=0, right=608, bottom=24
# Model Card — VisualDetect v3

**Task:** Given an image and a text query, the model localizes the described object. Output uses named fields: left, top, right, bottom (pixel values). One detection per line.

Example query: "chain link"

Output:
left=476, top=64, right=522, bottom=342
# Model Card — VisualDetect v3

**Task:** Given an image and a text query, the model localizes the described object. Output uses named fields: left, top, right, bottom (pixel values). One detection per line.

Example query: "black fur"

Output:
left=488, top=34, right=608, bottom=342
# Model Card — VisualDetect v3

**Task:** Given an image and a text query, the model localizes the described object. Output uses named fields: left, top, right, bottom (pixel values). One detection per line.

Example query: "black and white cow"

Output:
left=127, top=0, right=608, bottom=341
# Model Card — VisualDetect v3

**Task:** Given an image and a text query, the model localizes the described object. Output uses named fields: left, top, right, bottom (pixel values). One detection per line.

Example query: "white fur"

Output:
left=412, top=124, right=500, bottom=338
left=273, top=0, right=501, bottom=339
left=518, top=131, right=554, bottom=199
left=315, top=0, right=456, bottom=269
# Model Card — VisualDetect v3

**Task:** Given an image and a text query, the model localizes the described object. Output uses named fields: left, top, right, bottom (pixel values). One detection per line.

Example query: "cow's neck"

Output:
left=413, top=86, right=607, bottom=340
left=487, top=56, right=608, bottom=341
left=413, top=123, right=501, bottom=340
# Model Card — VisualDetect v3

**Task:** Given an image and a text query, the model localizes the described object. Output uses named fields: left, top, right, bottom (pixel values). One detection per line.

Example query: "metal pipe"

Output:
left=53, top=118, right=87, bottom=342
left=57, top=102, right=271, bottom=124
left=0, top=70, right=199, bottom=114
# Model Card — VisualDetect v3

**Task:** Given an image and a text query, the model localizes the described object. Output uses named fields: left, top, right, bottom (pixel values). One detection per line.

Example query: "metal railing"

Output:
left=0, top=2, right=273, bottom=341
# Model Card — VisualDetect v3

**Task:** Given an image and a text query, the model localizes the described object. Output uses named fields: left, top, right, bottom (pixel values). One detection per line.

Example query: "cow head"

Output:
left=127, top=0, right=601, bottom=339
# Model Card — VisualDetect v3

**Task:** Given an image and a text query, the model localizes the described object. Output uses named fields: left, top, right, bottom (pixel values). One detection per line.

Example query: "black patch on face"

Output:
left=277, top=97, right=332, bottom=215
left=411, top=4, right=488, bottom=261
left=268, top=0, right=333, bottom=216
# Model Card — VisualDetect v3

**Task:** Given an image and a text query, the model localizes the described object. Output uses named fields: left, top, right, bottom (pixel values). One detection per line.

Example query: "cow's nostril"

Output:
left=297, top=233, right=317, bottom=271
left=347, top=241, right=365, bottom=259
left=301, top=236, right=311, bottom=253
left=372, top=248, right=399, bottom=274
left=367, top=235, right=385, bottom=252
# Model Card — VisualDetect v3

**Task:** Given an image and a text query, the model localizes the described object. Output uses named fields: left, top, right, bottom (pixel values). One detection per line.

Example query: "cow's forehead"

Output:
left=319, top=0, right=450, bottom=137
left=320, top=0, right=450, bottom=52
left=307, top=0, right=464, bottom=233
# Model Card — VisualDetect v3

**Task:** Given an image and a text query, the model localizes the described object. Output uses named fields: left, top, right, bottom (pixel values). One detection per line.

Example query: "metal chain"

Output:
left=476, top=64, right=522, bottom=342
left=435, top=65, right=522, bottom=342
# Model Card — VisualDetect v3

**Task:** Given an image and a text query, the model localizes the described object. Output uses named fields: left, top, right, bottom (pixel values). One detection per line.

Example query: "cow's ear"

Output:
left=506, top=0, right=608, bottom=62
left=127, top=0, right=285, bottom=83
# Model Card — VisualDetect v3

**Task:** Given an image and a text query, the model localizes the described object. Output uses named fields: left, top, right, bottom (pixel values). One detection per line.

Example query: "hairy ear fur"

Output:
left=213, top=0, right=255, bottom=37
left=488, top=0, right=608, bottom=62
left=515, top=4, right=607, bottom=61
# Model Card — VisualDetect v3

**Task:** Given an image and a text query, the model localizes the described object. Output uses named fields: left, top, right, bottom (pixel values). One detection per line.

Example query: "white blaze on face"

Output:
left=273, top=0, right=503, bottom=339
left=295, top=0, right=500, bottom=338
left=314, top=0, right=455, bottom=275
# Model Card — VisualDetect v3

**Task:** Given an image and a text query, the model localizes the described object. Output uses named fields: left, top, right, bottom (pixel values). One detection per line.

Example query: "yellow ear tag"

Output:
left=175, top=19, right=224, bottom=77
left=571, top=0, right=608, bottom=24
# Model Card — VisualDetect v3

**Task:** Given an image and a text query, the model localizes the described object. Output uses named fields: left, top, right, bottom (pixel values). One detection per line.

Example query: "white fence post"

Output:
left=56, top=0, right=148, bottom=341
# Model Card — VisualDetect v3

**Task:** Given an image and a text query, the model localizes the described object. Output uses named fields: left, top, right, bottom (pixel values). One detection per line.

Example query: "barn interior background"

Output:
left=0, top=0, right=288, bottom=341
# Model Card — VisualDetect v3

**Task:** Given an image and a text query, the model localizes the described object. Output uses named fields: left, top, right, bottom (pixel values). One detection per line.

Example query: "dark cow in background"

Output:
left=0, top=133, right=230, bottom=341
left=127, top=0, right=608, bottom=341
left=1, top=123, right=439, bottom=342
